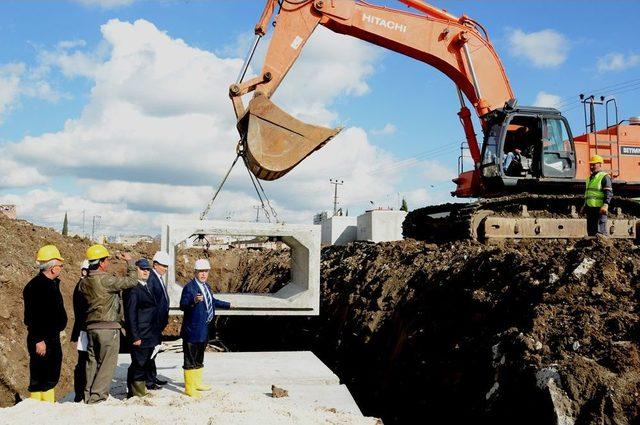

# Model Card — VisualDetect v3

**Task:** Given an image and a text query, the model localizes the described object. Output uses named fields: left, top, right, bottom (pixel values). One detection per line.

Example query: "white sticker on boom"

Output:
left=291, top=36, right=303, bottom=50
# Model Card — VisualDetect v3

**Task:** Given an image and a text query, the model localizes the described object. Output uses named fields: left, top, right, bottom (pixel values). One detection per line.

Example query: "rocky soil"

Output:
left=3, top=212, right=640, bottom=425
left=219, top=238, right=640, bottom=425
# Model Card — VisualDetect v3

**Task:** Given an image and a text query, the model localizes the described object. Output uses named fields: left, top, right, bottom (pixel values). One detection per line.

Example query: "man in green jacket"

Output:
left=79, top=244, right=138, bottom=404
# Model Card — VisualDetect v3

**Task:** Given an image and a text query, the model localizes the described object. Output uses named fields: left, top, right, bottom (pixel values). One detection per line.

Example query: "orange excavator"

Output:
left=229, top=0, right=640, bottom=240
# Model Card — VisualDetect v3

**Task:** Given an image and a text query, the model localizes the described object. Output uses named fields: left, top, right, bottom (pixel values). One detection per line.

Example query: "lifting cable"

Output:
left=242, top=155, right=280, bottom=223
left=199, top=152, right=241, bottom=220
left=199, top=143, right=280, bottom=223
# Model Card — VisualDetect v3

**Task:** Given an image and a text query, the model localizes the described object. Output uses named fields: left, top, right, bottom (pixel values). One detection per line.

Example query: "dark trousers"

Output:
left=586, top=207, right=608, bottom=236
left=27, top=334, right=62, bottom=392
left=73, top=350, right=88, bottom=402
left=128, top=346, right=154, bottom=389
left=183, top=342, right=206, bottom=370
left=146, top=358, right=157, bottom=386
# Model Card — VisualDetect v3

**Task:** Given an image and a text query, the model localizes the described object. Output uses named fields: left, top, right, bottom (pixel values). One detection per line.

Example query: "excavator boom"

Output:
left=230, top=0, right=514, bottom=180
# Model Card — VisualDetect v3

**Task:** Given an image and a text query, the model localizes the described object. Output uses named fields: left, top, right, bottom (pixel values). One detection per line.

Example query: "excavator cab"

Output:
left=479, top=106, right=576, bottom=193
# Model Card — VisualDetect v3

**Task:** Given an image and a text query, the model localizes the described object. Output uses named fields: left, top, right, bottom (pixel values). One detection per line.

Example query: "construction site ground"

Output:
left=2, top=213, right=640, bottom=424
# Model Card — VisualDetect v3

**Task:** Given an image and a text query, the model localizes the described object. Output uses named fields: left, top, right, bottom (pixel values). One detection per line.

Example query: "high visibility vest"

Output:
left=585, top=171, right=608, bottom=208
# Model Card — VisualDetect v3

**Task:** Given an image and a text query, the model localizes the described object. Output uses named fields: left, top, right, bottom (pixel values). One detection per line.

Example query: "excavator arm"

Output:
left=230, top=0, right=515, bottom=180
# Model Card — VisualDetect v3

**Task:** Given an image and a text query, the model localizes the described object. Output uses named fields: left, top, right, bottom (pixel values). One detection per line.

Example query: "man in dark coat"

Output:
left=145, top=251, right=170, bottom=389
left=180, top=258, right=231, bottom=398
left=23, top=245, right=68, bottom=402
left=70, top=260, right=90, bottom=402
left=124, top=259, right=159, bottom=397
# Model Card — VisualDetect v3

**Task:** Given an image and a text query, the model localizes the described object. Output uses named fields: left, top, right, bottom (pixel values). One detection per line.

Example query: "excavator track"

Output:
left=403, top=194, right=640, bottom=242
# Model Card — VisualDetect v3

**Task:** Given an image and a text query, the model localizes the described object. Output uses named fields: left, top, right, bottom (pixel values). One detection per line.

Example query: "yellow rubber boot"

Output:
left=184, top=369, right=200, bottom=398
left=195, top=368, right=211, bottom=391
left=41, top=389, right=55, bottom=403
left=29, top=392, right=42, bottom=401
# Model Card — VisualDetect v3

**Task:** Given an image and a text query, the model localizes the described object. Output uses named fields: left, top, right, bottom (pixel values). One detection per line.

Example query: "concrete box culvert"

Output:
left=161, top=220, right=320, bottom=316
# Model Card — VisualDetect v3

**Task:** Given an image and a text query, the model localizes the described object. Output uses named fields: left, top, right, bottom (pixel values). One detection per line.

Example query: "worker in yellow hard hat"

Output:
left=23, top=245, right=68, bottom=403
left=584, top=155, right=613, bottom=237
left=78, top=244, right=139, bottom=404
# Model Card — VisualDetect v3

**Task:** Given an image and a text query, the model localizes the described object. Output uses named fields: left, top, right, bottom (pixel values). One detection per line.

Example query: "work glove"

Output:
left=600, top=204, right=608, bottom=215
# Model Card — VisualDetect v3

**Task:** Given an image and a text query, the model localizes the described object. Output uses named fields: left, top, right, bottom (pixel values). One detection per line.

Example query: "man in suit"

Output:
left=70, top=260, right=90, bottom=402
left=145, top=251, right=170, bottom=389
left=124, top=259, right=159, bottom=397
left=180, top=259, right=231, bottom=398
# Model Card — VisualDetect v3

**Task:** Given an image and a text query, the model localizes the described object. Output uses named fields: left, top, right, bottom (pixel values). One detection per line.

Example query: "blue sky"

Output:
left=0, top=0, right=638, bottom=236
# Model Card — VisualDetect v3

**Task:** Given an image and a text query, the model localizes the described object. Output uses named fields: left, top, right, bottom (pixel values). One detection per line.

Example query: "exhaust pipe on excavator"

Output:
left=236, top=93, right=342, bottom=180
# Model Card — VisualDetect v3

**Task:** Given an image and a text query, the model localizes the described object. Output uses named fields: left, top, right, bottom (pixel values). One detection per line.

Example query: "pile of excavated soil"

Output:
left=218, top=238, right=640, bottom=425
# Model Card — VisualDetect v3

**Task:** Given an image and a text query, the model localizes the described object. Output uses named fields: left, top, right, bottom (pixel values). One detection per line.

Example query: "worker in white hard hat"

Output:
left=145, top=251, right=171, bottom=389
left=70, top=259, right=90, bottom=402
left=179, top=258, right=231, bottom=398
left=23, top=245, right=67, bottom=402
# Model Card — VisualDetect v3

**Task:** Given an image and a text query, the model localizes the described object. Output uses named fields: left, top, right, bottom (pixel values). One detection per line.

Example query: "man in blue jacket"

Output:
left=180, top=258, right=231, bottom=398
left=124, top=259, right=159, bottom=398
left=146, top=251, right=170, bottom=389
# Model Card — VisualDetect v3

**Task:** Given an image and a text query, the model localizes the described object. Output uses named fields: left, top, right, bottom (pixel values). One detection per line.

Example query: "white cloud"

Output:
left=508, top=29, right=569, bottom=68
left=72, top=0, right=136, bottom=9
left=533, top=91, right=562, bottom=109
left=0, top=63, right=23, bottom=119
left=3, top=18, right=407, bottom=232
left=0, top=157, right=48, bottom=189
left=597, top=52, right=640, bottom=72
left=371, top=123, right=397, bottom=136
left=0, top=61, right=68, bottom=122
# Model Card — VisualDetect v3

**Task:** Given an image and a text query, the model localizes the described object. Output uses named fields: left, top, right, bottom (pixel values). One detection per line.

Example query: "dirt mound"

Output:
left=218, top=238, right=640, bottom=424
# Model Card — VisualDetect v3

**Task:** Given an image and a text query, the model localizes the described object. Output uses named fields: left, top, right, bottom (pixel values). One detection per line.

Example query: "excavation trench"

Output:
left=3, top=213, right=640, bottom=424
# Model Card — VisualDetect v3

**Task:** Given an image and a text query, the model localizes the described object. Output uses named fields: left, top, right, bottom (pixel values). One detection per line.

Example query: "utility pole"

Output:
left=82, top=210, right=86, bottom=238
left=330, top=179, right=344, bottom=216
left=253, top=205, right=261, bottom=222
left=91, top=215, right=101, bottom=242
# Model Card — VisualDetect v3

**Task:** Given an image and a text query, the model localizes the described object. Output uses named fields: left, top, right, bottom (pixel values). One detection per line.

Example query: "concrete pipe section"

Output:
left=161, top=221, right=320, bottom=316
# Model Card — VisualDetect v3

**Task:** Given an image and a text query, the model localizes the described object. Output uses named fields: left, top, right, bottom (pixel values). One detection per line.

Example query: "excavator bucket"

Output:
left=237, top=94, right=341, bottom=180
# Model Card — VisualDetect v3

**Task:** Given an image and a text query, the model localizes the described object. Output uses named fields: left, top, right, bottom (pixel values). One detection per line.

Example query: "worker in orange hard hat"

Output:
left=78, top=244, right=138, bottom=404
left=23, top=245, right=68, bottom=403
left=583, top=155, right=613, bottom=237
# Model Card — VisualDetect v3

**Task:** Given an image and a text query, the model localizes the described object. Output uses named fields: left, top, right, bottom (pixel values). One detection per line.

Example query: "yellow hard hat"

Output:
left=36, top=245, right=64, bottom=262
left=589, top=155, right=604, bottom=164
left=86, top=244, right=110, bottom=261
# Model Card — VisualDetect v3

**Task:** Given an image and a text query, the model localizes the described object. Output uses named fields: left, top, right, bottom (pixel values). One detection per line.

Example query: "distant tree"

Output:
left=400, top=198, right=408, bottom=212
left=62, top=212, right=69, bottom=236
left=345, top=209, right=349, bottom=217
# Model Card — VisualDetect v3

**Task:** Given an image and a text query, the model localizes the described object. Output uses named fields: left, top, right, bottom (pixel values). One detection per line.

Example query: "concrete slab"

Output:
left=61, top=351, right=365, bottom=418
left=357, top=210, right=407, bottom=242
left=321, top=216, right=357, bottom=246
left=161, top=221, right=320, bottom=315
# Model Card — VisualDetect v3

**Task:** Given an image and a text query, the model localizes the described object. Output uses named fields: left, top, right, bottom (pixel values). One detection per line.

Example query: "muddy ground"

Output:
left=3, top=213, right=640, bottom=424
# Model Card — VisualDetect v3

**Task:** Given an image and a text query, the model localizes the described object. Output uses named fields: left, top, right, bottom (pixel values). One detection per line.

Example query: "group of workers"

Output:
left=23, top=244, right=230, bottom=403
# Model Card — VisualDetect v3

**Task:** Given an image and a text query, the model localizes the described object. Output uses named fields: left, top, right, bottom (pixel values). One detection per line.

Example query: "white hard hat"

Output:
left=152, top=251, right=170, bottom=266
left=194, top=259, right=210, bottom=271
left=81, top=259, right=90, bottom=270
